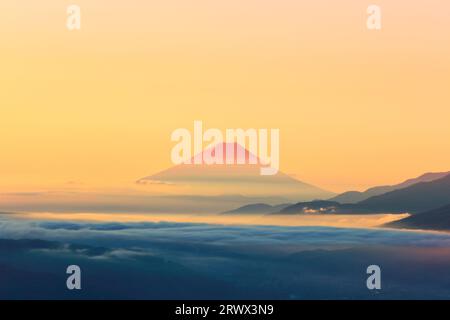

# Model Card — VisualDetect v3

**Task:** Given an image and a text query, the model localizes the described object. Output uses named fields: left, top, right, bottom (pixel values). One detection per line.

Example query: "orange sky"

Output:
left=0, top=0, right=449, bottom=193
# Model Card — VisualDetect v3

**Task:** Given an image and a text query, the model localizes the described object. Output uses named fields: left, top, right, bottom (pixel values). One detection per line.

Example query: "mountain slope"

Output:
left=355, top=174, right=450, bottom=213
left=330, top=172, right=450, bottom=204
left=137, top=142, right=335, bottom=201
left=277, top=174, right=450, bottom=215
left=223, top=203, right=292, bottom=214
left=385, top=204, right=450, bottom=231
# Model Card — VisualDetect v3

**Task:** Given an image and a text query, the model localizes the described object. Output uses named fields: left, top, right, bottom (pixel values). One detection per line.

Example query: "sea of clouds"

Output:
left=1, top=215, right=450, bottom=299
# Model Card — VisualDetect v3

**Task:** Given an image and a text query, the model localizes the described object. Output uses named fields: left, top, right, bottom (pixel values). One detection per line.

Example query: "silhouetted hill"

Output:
left=355, top=174, right=450, bottom=213
left=223, top=203, right=292, bottom=214
left=385, top=204, right=450, bottom=231
left=330, top=172, right=450, bottom=204
left=276, top=174, right=450, bottom=215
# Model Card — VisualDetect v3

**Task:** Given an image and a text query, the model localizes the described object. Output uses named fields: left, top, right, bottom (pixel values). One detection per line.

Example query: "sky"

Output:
left=1, top=0, right=449, bottom=194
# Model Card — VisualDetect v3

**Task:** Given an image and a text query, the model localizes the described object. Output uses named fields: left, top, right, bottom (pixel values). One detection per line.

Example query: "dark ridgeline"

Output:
left=329, top=171, right=450, bottom=204
left=354, top=173, right=450, bottom=213
left=223, top=203, right=292, bottom=214
left=385, top=204, right=450, bottom=231
left=277, top=173, right=450, bottom=215
left=226, top=173, right=450, bottom=230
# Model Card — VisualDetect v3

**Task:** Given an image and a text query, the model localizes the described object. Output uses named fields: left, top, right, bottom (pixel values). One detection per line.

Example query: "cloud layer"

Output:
left=1, top=216, right=450, bottom=299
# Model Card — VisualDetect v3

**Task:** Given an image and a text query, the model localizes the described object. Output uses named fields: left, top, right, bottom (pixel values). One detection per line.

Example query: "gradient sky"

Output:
left=1, top=0, right=449, bottom=193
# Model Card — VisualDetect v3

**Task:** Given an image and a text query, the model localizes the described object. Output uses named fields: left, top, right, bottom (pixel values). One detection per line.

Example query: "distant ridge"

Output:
left=329, top=171, right=450, bottom=204
left=275, top=174, right=450, bottom=214
left=354, top=173, right=450, bottom=213
left=223, top=203, right=292, bottom=214
left=385, top=204, right=450, bottom=231
left=223, top=172, right=450, bottom=216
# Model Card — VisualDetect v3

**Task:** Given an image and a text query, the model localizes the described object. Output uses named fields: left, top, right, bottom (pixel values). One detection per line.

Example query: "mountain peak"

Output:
left=136, top=143, right=335, bottom=201
left=191, top=142, right=260, bottom=165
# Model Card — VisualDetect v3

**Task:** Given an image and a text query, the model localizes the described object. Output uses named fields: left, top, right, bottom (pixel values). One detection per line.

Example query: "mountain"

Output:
left=276, top=174, right=450, bottom=215
left=223, top=203, right=292, bottom=214
left=137, top=142, right=335, bottom=201
left=329, top=171, right=450, bottom=204
left=354, top=174, right=450, bottom=213
left=385, top=204, right=450, bottom=231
